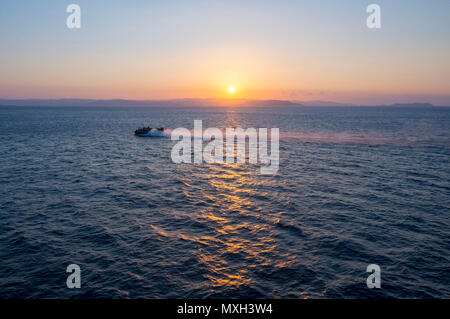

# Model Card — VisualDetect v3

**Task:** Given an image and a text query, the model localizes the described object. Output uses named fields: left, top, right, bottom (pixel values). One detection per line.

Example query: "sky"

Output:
left=0, top=0, right=449, bottom=105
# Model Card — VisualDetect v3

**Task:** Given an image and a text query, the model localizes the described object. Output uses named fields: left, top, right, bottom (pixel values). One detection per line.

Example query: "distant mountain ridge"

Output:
left=0, top=98, right=302, bottom=107
left=0, top=98, right=438, bottom=108
left=292, top=100, right=355, bottom=107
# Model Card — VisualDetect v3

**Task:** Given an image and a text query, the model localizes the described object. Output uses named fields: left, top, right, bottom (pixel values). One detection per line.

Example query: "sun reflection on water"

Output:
left=146, top=110, right=302, bottom=295
left=175, top=161, right=287, bottom=290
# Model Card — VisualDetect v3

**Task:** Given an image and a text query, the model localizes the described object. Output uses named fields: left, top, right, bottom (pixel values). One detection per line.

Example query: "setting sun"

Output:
left=228, top=87, right=236, bottom=94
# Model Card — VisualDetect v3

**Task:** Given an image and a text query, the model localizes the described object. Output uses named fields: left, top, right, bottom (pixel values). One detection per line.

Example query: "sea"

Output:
left=0, top=105, right=449, bottom=298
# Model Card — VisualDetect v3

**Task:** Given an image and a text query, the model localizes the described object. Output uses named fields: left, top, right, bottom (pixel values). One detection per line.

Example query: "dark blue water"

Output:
left=0, top=106, right=449, bottom=298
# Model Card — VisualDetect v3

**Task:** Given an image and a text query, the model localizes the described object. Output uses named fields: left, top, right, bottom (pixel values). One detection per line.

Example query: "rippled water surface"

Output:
left=0, top=106, right=449, bottom=298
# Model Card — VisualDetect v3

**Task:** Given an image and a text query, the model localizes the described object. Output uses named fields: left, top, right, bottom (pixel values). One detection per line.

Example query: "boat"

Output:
left=134, top=127, right=165, bottom=137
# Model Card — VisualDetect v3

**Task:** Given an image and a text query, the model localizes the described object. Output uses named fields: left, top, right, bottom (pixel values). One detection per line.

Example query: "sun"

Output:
left=228, top=87, right=236, bottom=94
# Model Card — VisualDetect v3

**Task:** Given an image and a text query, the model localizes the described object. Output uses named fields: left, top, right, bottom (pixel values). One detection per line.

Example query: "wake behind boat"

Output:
left=134, top=127, right=166, bottom=137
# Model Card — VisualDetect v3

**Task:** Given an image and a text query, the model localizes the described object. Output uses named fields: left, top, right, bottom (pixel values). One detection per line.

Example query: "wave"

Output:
left=281, top=131, right=450, bottom=146
left=168, top=129, right=449, bottom=146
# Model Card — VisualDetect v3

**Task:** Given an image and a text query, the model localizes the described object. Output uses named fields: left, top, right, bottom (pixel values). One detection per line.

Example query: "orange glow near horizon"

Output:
left=1, top=41, right=449, bottom=105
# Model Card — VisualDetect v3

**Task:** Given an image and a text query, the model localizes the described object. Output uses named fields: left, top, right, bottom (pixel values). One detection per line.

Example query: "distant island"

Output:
left=0, top=99, right=438, bottom=108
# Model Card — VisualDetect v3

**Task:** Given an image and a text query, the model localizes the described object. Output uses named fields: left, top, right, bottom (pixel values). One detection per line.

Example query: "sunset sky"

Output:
left=0, top=0, right=449, bottom=105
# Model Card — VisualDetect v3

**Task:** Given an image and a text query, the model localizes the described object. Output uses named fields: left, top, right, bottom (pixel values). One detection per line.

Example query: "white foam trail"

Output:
left=140, top=129, right=171, bottom=137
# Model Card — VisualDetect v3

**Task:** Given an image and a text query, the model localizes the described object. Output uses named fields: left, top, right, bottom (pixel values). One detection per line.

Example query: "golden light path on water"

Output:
left=147, top=110, right=312, bottom=298
left=184, top=164, right=278, bottom=288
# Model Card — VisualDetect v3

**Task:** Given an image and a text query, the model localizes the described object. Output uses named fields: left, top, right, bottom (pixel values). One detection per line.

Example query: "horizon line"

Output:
left=0, top=98, right=444, bottom=107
